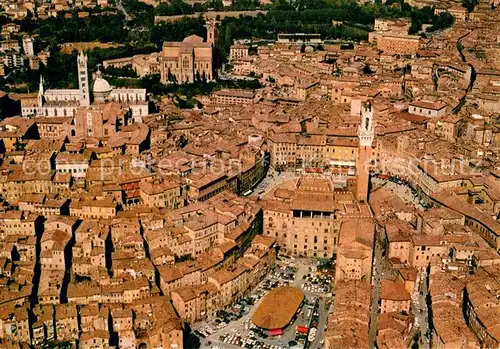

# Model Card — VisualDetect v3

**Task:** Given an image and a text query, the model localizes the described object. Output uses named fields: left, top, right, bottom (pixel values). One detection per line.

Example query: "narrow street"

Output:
left=452, top=30, right=476, bottom=114
left=414, top=269, right=431, bottom=349
left=368, top=225, right=383, bottom=348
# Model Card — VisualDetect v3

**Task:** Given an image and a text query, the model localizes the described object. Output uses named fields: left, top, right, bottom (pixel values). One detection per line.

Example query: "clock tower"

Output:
left=356, top=102, right=374, bottom=203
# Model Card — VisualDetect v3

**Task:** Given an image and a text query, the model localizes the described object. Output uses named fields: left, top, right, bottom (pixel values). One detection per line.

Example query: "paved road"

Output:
left=414, top=269, right=431, bottom=348
left=308, top=296, right=328, bottom=349
left=293, top=259, right=331, bottom=349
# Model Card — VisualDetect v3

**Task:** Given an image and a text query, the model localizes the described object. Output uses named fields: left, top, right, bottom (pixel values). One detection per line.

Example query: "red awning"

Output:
left=296, top=325, right=308, bottom=334
left=269, top=329, right=283, bottom=336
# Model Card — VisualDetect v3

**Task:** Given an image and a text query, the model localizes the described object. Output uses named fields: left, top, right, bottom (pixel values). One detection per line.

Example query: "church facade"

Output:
left=159, top=35, right=214, bottom=84
left=21, top=51, right=149, bottom=121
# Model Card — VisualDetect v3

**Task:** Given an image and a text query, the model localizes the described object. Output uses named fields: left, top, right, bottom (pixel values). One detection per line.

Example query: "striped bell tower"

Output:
left=77, top=51, right=90, bottom=107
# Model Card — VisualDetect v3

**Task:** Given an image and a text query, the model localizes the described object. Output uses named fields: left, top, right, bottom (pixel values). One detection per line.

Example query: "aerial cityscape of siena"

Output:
left=0, top=0, right=498, bottom=348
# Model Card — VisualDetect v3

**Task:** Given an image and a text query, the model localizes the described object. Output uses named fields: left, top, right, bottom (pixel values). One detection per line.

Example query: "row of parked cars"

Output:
left=301, top=273, right=331, bottom=294
left=215, top=305, right=250, bottom=324
left=195, top=325, right=217, bottom=338
left=270, top=265, right=297, bottom=282
left=219, top=333, right=284, bottom=349
left=306, top=300, right=321, bottom=347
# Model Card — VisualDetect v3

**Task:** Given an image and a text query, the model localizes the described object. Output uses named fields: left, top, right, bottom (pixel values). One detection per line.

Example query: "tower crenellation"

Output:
left=358, top=102, right=374, bottom=147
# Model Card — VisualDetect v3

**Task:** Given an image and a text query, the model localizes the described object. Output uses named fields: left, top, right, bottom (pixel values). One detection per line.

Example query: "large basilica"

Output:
left=22, top=51, right=149, bottom=121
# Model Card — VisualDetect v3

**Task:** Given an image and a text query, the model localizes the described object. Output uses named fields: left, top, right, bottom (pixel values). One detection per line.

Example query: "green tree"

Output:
left=122, top=0, right=154, bottom=25
left=409, top=19, right=422, bottom=34
left=271, top=0, right=294, bottom=10
left=104, top=64, right=138, bottom=78
left=462, top=0, right=478, bottom=12
left=155, top=0, right=196, bottom=16
left=206, top=0, right=223, bottom=9
left=231, top=0, right=259, bottom=10
left=150, top=17, right=206, bottom=48
left=429, top=12, right=454, bottom=31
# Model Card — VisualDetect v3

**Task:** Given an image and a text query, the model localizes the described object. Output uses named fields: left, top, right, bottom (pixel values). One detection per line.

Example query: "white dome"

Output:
left=93, top=77, right=112, bottom=93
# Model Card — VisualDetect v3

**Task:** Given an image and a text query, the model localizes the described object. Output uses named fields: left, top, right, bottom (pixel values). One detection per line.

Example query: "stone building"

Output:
left=335, top=219, right=374, bottom=282
left=463, top=266, right=500, bottom=348
left=262, top=177, right=341, bottom=258
left=72, top=102, right=129, bottom=139
left=380, top=280, right=411, bottom=314
left=377, top=34, right=421, bottom=55
left=159, top=35, right=214, bottom=84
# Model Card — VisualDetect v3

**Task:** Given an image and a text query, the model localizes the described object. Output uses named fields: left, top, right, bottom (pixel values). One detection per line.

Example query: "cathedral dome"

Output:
left=93, top=69, right=112, bottom=102
left=93, top=76, right=112, bottom=94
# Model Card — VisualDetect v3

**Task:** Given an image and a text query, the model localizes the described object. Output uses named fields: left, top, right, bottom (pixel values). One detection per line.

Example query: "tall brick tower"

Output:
left=356, top=102, right=374, bottom=203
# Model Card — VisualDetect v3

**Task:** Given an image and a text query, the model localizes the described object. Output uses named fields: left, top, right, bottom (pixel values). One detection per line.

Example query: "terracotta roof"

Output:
left=252, top=235, right=276, bottom=249
left=252, top=287, right=304, bottom=329
left=409, top=100, right=447, bottom=110
left=158, top=265, right=184, bottom=283
left=380, top=280, right=410, bottom=301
